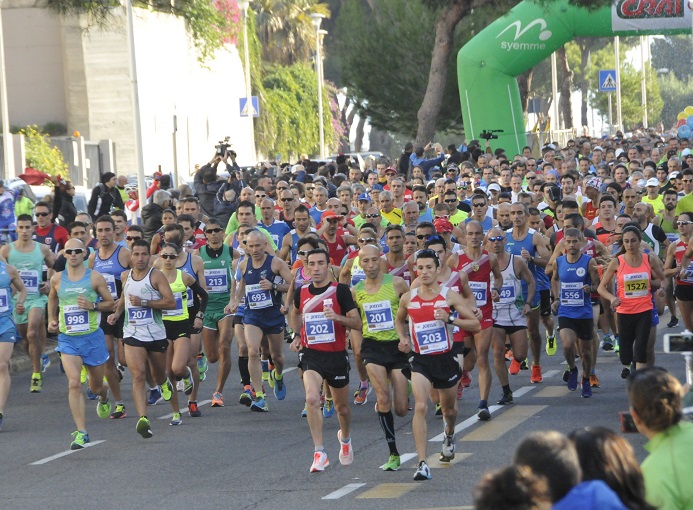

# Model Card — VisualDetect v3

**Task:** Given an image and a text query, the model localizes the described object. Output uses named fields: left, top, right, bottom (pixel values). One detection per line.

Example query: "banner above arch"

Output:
left=457, top=0, right=692, bottom=155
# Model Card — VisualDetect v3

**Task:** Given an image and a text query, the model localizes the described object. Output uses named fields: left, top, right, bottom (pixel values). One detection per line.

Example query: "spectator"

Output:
left=474, top=464, right=552, bottom=510
left=88, top=172, right=124, bottom=219
left=628, top=367, right=693, bottom=510
left=56, top=181, right=78, bottom=228
left=0, top=180, right=15, bottom=239
left=194, top=153, right=240, bottom=218
left=141, top=189, right=172, bottom=243
left=14, top=188, right=34, bottom=219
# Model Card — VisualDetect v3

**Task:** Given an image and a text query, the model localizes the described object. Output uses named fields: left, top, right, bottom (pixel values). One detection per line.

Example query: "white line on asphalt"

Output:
left=429, top=385, right=535, bottom=442
left=158, top=399, right=212, bottom=420
left=378, top=452, right=417, bottom=469
left=30, top=440, right=106, bottom=465
left=284, top=367, right=297, bottom=374
left=543, top=369, right=560, bottom=379
left=322, top=483, right=367, bottom=500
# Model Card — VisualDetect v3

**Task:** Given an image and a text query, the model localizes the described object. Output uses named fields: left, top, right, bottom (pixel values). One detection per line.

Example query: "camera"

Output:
left=479, top=129, right=503, bottom=141
left=215, top=136, right=236, bottom=158
left=663, top=332, right=693, bottom=353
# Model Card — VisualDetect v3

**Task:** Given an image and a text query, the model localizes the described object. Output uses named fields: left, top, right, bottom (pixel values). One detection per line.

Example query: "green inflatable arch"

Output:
left=457, top=0, right=692, bottom=155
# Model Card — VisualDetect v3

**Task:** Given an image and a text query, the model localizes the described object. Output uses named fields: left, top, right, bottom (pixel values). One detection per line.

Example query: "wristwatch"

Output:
left=272, top=283, right=278, bottom=291
left=196, top=312, right=205, bottom=319
left=141, top=299, right=148, bottom=307
left=447, top=315, right=455, bottom=325
left=92, top=302, right=98, bottom=311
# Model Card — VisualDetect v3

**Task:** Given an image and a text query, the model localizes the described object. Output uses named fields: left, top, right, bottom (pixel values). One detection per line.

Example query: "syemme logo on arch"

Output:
left=496, top=18, right=552, bottom=52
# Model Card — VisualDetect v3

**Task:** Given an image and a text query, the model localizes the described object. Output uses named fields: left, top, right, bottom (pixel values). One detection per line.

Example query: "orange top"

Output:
left=616, top=254, right=653, bottom=315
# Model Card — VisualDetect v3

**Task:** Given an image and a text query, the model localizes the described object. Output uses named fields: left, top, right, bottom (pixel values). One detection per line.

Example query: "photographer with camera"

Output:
left=194, top=140, right=241, bottom=226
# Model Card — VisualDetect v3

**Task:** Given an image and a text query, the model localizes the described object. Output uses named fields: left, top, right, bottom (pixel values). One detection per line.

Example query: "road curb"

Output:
left=9, top=342, right=60, bottom=375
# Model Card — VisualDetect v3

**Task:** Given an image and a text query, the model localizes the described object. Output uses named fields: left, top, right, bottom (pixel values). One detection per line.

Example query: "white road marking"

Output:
left=542, top=369, right=560, bottom=379
left=378, top=452, right=417, bottom=469
left=322, top=483, right=367, bottom=500
left=30, top=440, right=106, bottom=465
left=158, top=399, right=212, bottom=420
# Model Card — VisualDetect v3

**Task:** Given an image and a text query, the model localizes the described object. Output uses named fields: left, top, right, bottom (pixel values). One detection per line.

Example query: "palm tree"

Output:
left=253, top=0, right=330, bottom=66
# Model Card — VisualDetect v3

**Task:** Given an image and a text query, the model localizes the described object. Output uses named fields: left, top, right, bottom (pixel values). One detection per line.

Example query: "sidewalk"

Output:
left=9, top=340, right=60, bottom=374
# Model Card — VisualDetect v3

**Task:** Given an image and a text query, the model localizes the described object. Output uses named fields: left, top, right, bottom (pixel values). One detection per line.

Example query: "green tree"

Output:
left=651, top=36, right=693, bottom=82
left=19, top=125, right=69, bottom=180
left=657, top=73, right=693, bottom=129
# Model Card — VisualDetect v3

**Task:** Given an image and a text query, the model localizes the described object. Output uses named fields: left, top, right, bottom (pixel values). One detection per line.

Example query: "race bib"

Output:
left=128, top=306, right=154, bottom=325
left=19, top=270, right=39, bottom=294
left=414, top=320, right=449, bottom=355
left=666, top=233, right=679, bottom=244
left=560, top=282, right=584, bottom=307
left=205, top=268, right=228, bottom=293
left=304, top=312, right=335, bottom=345
left=163, top=293, right=184, bottom=317
left=681, top=263, right=693, bottom=284
left=63, top=304, right=90, bottom=333
left=623, top=272, right=648, bottom=298
left=363, top=300, right=394, bottom=332
left=351, top=269, right=366, bottom=287
left=103, top=273, right=117, bottom=298
left=498, top=284, right=516, bottom=304
left=468, top=281, right=487, bottom=307
left=246, top=283, right=272, bottom=309
left=0, top=288, right=10, bottom=313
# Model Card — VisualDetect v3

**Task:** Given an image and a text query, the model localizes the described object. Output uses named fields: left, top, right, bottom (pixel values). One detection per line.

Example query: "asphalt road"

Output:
left=1, top=315, right=689, bottom=510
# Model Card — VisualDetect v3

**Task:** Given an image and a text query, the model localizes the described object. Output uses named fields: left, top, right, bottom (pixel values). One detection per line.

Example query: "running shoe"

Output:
left=581, top=378, right=592, bottom=398
left=621, top=366, right=631, bottom=379
left=250, top=397, right=268, bottom=412
left=30, top=374, right=43, bottom=393
left=301, top=402, right=307, bottom=417
left=460, top=370, right=472, bottom=388
left=211, top=392, right=224, bottom=407
left=434, top=403, right=442, bottom=416
left=337, top=430, right=354, bottom=465
left=80, top=365, right=88, bottom=384
left=497, top=391, right=513, bottom=405
left=567, top=367, right=578, bottom=391
left=147, top=387, right=162, bottom=406
left=272, top=370, right=287, bottom=400
left=188, top=401, right=202, bottom=417
left=354, top=383, right=371, bottom=405
left=261, top=359, right=270, bottom=382
left=41, top=354, right=51, bottom=373
left=440, top=433, right=455, bottom=462
left=136, top=416, right=153, bottom=438
left=183, top=367, right=194, bottom=396
left=86, top=388, right=97, bottom=400
left=70, top=430, right=90, bottom=450
left=530, top=364, right=543, bottom=384
left=197, top=353, right=208, bottom=375
left=590, top=373, right=600, bottom=388
left=110, top=404, right=126, bottom=419
left=382, top=454, right=400, bottom=471
left=520, top=359, right=529, bottom=370
left=239, top=386, right=254, bottom=407
left=508, top=358, right=521, bottom=375
left=613, top=336, right=620, bottom=354
left=170, top=412, right=182, bottom=426
left=310, top=451, right=329, bottom=472
left=323, top=397, right=335, bottom=418
left=176, top=380, right=185, bottom=392
left=563, top=369, right=570, bottom=382
left=160, top=379, right=173, bottom=402
left=601, top=334, right=613, bottom=351
left=477, top=406, right=491, bottom=421
left=667, top=317, right=679, bottom=328
left=456, top=381, right=464, bottom=400
left=97, top=399, right=111, bottom=419
left=414, top=460, right=432, bottom=480
left=545, top=332, right=557, bottom=356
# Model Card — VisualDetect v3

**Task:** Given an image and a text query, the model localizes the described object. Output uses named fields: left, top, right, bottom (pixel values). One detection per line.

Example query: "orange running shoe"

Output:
left=530, top=364, right=543, bottom=384
left=509, top=358, right=521, bottom=375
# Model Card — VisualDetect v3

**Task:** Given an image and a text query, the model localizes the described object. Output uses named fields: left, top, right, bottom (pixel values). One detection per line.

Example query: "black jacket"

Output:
left=141, top=202, right=164, bottom=243
left=194, top=162, right=240, bottom=219
left=88, top=183, right=124, bottom=219
left=57, top=192, right=77, bottom=227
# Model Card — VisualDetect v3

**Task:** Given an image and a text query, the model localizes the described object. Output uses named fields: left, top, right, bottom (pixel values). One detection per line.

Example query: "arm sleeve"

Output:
left=52, top=189, right=63, bottom=223
left=88, top=185, right=100, bottom=218
left=337, top=283, right=357, bottom=314
left=653, top=225, right=667, bottom=243
left=190, top=280, right=208, bottom=313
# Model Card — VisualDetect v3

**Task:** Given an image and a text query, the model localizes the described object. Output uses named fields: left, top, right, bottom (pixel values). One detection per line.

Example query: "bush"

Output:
left=19, top=125, right=69, bottom=179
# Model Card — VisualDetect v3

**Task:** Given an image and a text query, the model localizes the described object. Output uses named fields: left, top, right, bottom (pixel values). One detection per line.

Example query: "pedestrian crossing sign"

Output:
left=599, top=70, right=617, bottom=92
left=240, top=96, right=259, bottom=117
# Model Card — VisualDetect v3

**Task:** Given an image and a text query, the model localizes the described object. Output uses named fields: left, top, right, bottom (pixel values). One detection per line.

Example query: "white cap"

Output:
left=487, top=183, right=501, bottom=192
left=646, top=177, right=660, bottom=187
left=615, top=148, right=624, bottom=157
left=593, top=146, right=603, bottom=152
left=682, top=148, right=691, bottom=157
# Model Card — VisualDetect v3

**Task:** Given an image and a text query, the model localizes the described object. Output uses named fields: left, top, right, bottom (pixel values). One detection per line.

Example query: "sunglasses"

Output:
left=205, top=228, right=223, bottom=234
left=306, top=187, right=315, bottom=191
left=358, top=237, right=375, bottom=243
left=527, top=176, right=536, bottom=180
left=365, top=213, right=380, bottom=218
left=65, top=248, right=84, bottom=255
left=297, top=250, right=310, bottom=256
left=416, top=234, right=432, bottom=240
left=276, top=187, right=288, bottom=191
left=255, top=195, right=266, bottom=199
left=677, top=221, right=692, bottom=226
left=36, top=212, right=50, bottom=217
left=161, top=254, right=177, bottom=259
left=488, top=236, right=505, bottom=242
left=434, top=215, right=449, bottom=220
left=414, top=248, right=439, bottom=261
left=444, top=199, right=457, bottom=204
left=126, top=236, right=142, bottom=241
left=472, top=203, right=486, bottom=207
left=281, top=197, right=294, bottom=202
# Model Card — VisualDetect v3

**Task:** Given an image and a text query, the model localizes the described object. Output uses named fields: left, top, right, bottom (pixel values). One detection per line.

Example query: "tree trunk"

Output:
left=414, top=0, right=469, bottom=147
left=577, top=39, right=591, bottom=129
left=557, top=46, right=574, bottom=130
left=354, top=115, right=366, bottom=153
left=340, top=98, right=357, bottom=153
left=517, top=68, right=534, bottom=113
left=369, top=127, right=393, bottom=156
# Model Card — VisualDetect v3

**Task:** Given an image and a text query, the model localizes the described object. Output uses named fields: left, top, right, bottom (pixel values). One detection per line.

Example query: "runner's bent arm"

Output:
left=446, top=291, right=481, bottom=333
left=394, top=292, right=412, bottom=352
left=46, top=273, right=60, bottom=329
left=516, top=257, right=536, bottom=311
left=587, top=258, right=601, bottom=293
left=339, top=258, right=353, bottom=285
left=489, top=253, right=503, bottom=299
left=532, top=232, right=551, bottom=267
left=8, top=265, right=26, bottom=311
left=132, top=269, right=175, bottom=310
left=271, top=258, right=293, bottom=293
left=278, top=232, right=292, bottom=262
left=87, top=272, right=115, bottom=312
left=597, top=258, right=620, bottom=306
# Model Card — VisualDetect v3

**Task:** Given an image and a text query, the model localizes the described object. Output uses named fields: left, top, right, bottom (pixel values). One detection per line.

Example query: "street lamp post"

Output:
left=310, top=13, right=325, bottom=159
left=238, top=0, right=256, bottom=164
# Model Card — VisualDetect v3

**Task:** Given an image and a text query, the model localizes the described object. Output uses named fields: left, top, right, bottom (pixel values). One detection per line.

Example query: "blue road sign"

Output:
left=240, top=96, right=259, bottom=117
left=599, top=70, right=617, bottom=92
